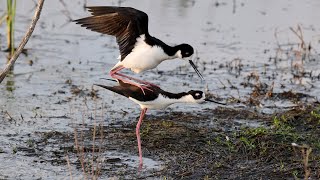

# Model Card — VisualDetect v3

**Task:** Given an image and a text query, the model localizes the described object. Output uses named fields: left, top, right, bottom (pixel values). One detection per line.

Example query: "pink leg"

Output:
left=115, top=72, right=159, bottom=88
left=110, top=66, right=159, bottom=88
left=110, top=66, right=154, bottom=94
left=112, top=74, right=152, bottom=95
left=136, top=108, right=147, bottom=170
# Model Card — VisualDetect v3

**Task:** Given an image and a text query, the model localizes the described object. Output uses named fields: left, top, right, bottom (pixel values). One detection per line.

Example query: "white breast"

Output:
left=116, top=34, right=170, bottom=73
left=128, top=94, right=200, bottom=110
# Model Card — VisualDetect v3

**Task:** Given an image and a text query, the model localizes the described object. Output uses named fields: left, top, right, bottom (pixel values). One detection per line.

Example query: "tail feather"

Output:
left=94, top=84, right=127, bottom=98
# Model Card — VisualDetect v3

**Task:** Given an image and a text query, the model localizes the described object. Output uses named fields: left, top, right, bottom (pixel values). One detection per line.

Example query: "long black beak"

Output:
left=189, top=60, right=204, bottom=80
left=205, top=98, right=227, bottom=105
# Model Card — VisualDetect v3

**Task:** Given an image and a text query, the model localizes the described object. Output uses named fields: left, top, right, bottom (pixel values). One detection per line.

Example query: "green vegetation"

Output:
left=208, top=105, right=320, bottom=178
left=6, top=0, right=17, bottom=55
left=12, top=146, right=17, bottom=154
left=26, top=139, right=35, bottom=148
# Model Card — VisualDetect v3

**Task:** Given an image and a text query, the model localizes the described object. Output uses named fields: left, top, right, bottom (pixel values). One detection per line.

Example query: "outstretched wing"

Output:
left=74, top=6, right=149, bottom=60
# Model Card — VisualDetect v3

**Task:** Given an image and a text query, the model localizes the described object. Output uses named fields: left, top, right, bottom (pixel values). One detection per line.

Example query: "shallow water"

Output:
left=1, top=0, right=320, bottom=178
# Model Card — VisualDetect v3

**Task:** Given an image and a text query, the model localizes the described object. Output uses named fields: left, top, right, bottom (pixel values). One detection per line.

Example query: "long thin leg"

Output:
left=136, top=108, right=147, bottom=170
left=110, top=66, right=159, bottom=88
left=110, top=65, right=125, bottom=74
left=113, top=74, right=153, bottom=95
left=115, top=72, right=159, bottom=88
left=110, top=66, right=153, bottom=94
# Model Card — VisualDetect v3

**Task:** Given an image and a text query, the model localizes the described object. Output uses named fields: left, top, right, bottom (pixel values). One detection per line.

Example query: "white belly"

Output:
left=129, top=95, right=175, bottom=110
left=115, top=35, right=170, bottom=73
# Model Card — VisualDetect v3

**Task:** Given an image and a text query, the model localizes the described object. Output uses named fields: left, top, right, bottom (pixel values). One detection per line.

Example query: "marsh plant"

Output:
left=6, top=0, right=16, bottom=55
left=0, top=0, right=17, bottom=56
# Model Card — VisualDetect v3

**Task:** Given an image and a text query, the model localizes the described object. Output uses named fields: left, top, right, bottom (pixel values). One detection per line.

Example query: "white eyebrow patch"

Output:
left=195, top=93, right=200, bottom=96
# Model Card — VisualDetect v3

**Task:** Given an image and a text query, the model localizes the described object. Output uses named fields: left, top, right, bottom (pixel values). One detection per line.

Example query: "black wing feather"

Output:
left=95, top=80, right=160, bottom=102
left=74, top=6, right=149, bottom=60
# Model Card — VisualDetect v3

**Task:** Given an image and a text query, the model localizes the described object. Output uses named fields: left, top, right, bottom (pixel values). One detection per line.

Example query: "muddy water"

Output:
left=1, top=0, right=320, bottom=179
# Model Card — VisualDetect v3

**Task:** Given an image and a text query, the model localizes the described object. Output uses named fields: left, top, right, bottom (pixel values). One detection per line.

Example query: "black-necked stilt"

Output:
left=74, top=6, right=203, bottom=92
left=95, top=80, right=224, bottom=168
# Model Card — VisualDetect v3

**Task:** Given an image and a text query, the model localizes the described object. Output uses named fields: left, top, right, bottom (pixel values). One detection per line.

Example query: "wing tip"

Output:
left=72, top=17, right=95, bottom=25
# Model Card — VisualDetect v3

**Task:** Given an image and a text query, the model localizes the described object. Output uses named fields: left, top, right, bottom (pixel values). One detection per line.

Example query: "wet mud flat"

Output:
left=1, top=28, right=320, bottom=179
left=4, top=89, right=319, bottom=179
left=1, top=0, right=320, bottom=179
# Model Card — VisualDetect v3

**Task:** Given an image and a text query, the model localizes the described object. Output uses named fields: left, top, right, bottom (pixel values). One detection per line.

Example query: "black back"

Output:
left=74, top=6, right=149, bottom=60
left=95, top=80, right=190, bottom=102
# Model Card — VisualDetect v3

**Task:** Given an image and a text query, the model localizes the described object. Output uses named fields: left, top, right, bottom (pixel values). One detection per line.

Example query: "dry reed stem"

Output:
left=80, top=107, right=88, bottom=179
left=0, top=0, right=45, bottom=83
left=218, top=78, right=226, bottom=89
left=290, top=25, right=306, bottom=50
left=71, top=104, right=88, bottom=180
left=91, top=102, right=97, bottom=179
left=292, top=143, right=312, bottom=179
left=73, top=128, right=86, bottom=180
left=302, top=147, right=312, bottom=180
left=65, top=155, right=73, bottom=180
left=69, top=101, right=103, bottom=180
left=70, top=101, right=104, bottom=180
left=265, top=81, right=274, bottom=98
left=59, top=0, right=71, bottom=19
left=95, top=102, right=105, bottom=177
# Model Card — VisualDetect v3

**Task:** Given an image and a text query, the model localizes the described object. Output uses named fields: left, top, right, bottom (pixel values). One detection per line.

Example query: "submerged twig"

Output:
left=0, top=0, right=45, bottom=84
left=232, top=0, right=236, bottom=14
left=5, top=110, right=14, bottom=121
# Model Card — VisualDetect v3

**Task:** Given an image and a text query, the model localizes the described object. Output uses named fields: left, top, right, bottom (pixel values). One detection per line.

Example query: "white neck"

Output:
left=175, top=94, right=196, bottom=103
left=159, top=94, right=197, bottom=107
left=175, top=50, right=182, bottom=59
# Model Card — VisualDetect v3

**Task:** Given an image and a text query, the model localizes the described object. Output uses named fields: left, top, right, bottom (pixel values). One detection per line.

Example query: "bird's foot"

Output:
left=137, top=84, right=154, bottom=95
left=113, top=76, right=153, bottom=95
left=139, top=80, right=159, bottom=88
left=112, top=71, right=159, bottom=88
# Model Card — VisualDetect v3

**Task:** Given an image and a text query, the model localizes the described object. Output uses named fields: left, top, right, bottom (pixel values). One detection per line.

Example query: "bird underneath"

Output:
left=74, top=6, right=203, bottom=93
left=95, top=79, right=224, bottom=169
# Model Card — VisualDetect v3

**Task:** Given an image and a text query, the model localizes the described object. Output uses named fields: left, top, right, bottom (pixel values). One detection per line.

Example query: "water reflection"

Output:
left=0, top=0, right=320, bottom=179
left=5, top=69, right=15, bottom=92
left=160, top=0, right=194, bottom=17
left=3, top=52, right=15, bottom=91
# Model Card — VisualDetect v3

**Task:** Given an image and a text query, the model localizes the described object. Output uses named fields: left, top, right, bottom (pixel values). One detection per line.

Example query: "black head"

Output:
left=187, top=90, right=227, bottom=105
left=187, top=90, right=205, bottom=103
left=177, top=44, right=194, bottom=58
left=175, top=44, right=203, bottom=80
